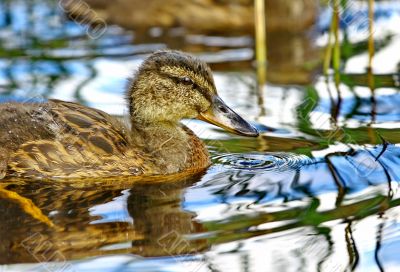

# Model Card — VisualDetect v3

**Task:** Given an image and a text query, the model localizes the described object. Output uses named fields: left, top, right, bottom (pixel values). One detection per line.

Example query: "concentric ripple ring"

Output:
left=213, top=153, right=312, bottom=171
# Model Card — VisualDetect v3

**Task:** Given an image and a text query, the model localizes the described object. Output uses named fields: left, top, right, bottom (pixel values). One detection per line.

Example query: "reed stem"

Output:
left=368, top=0, right=375, bottom=70
left=333, top=0, right=341, bottom=84
left=323, top=18, right=335, bottom=76
left=254, top=0, right=267, bottom=85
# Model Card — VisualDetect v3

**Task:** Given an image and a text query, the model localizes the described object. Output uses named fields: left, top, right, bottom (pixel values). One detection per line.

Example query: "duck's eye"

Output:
left=180, top=76, right=193, bottom=85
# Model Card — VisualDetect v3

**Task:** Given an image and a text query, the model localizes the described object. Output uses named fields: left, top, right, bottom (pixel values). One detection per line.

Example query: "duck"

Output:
left=64, top=0, right=318, bottom=34
left=0, top=50, right=258, bottom=180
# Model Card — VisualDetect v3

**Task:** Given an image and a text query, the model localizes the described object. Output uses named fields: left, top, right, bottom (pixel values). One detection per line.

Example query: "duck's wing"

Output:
left=0, top=102, right=55, bottom=179
left=6, top=100, right=153, bottom=179
left=48, top=99, right=132, bottom=153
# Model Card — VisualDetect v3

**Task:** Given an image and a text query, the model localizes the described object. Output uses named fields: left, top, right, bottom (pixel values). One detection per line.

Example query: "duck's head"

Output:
left=127, top=50, right=258, bottom=137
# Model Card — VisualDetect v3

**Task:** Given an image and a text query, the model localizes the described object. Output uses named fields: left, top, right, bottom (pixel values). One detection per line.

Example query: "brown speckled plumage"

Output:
left=0, top=50, right=256, bottom=180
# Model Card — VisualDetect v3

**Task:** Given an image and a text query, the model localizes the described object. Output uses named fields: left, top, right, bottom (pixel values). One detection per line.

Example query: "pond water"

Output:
left=1, top=0, right=400, bottom=271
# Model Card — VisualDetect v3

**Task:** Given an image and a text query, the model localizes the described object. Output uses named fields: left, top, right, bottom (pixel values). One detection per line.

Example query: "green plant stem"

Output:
left=323, top=18, right=335, bottom=76
left=368, top=0, right=375, bottom=71
left=333, top=0, right=341, bottom=84
left=254, top=0, right=267, bottom=86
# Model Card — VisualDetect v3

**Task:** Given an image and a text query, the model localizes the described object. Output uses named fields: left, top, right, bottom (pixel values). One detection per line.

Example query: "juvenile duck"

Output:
left=0, top=50, right=258, bottom=179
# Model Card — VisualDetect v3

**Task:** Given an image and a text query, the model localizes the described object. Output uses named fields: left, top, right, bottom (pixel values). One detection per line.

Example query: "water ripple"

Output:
left=213, top=153, right=312, bottom=171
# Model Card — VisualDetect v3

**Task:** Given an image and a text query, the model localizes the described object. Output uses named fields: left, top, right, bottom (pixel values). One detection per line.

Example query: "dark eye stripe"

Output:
left=159, top=71, right=213, bottom=102
left=193, top=84, right=213, bottom=102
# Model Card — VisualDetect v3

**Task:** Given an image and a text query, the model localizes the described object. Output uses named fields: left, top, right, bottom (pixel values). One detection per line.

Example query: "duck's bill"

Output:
left=198, top=96, right=259, bottom=137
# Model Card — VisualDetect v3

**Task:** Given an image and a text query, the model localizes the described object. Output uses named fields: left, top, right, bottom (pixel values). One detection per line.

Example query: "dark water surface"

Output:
left=1, top=0, right=400, bottom=271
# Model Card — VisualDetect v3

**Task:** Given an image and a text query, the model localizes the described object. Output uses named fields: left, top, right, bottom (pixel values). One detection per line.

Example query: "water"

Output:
left=1, top=0, right=400, bottom=271
left=213, top=153, right=313, bottom=171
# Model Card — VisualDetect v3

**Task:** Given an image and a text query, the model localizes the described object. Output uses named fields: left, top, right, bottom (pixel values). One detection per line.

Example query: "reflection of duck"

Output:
left=0, top=174, right=207, bottom=264
left=0, top=50, right=257, bottom=179
left=128, top=176, right=208, bottom=256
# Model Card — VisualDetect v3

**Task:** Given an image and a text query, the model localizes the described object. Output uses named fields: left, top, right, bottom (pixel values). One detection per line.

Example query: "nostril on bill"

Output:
left=218, top=105, right=228, bottom=113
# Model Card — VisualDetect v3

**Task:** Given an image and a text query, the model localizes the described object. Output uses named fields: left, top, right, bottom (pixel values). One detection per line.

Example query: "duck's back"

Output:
left=0, top=100, right=154, bottom=179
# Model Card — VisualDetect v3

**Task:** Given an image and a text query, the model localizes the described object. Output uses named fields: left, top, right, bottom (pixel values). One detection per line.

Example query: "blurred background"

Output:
left=1, top=0, right=400, bottom=271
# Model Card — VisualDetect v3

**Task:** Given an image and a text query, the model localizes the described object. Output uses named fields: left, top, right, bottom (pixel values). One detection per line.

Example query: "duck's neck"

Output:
left=130, top=120, right=209, bottom=174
